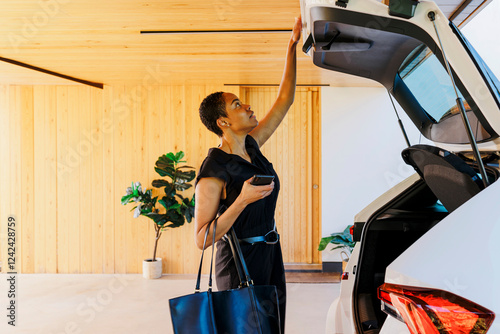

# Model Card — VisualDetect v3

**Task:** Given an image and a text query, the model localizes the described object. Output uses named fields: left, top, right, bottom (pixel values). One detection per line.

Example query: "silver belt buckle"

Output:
left=264, top=230, right=279, bottom=244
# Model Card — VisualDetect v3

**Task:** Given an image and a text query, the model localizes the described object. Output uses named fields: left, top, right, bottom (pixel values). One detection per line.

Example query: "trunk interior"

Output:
left=352, top=161, right=499, bottom=334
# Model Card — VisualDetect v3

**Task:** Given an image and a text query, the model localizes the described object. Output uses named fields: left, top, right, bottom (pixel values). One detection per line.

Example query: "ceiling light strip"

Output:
left=141, top=29, right=292, bottom=35
left=0, top=56, right=104, bottom=89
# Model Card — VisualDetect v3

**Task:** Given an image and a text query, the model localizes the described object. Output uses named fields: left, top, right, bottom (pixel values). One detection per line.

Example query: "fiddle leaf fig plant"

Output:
left=121, top=151, right=195, bottom=262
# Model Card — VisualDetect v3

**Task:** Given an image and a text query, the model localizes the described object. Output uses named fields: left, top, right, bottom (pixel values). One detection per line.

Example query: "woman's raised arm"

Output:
left=250, top=16, right=302, bottom=147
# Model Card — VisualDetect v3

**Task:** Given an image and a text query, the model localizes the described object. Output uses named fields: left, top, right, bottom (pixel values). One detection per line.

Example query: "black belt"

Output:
left=239, top=230, right=280, bottom=245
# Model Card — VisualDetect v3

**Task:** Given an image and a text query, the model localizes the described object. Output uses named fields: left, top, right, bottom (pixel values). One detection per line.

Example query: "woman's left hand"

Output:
left=291, top=16, right=302, bottom=45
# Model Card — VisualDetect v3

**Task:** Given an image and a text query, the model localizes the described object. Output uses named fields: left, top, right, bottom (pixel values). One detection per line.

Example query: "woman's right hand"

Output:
left=238, top=176, right=275, bottom=206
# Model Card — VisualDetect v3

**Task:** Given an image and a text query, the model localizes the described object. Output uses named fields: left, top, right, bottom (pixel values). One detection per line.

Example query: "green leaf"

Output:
left=154, top=166, right=173, bottom=178
left=169, top=203, right=181, bottom=210
left=158, top=199, right=166, bottom=209
left=318, top=236, right=334, bottom=251
left=175, top=151, right=185, bottom=162
left=177, top=165, right=195, bottom=170
left=186, top=206, right=194, bottom=222
left=167, top=196, right=178, bottom=207
left=329, top=245, right=346, bottom=252
left=146, top=213, right=168, bottom=225
left=318, top=225, right=356, bottom=251
left=154, top=155, right=176, bottom=177
left=158, top=197, right=176, bottom=210
left=152, top=179, right=171, bottom=188
left=165, top=210, right=185, bottom=227
left=163, top=184, right=176, bottom=197
left=175, top=170, right=196, bottom=182
left=174, top=183, right=192, bottom=191
left=121, top=194, right=134, bottom=205
left=166, top=152, right=176, bottom=162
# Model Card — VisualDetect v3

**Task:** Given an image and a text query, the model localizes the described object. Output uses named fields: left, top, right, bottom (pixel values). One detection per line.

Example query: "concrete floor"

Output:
left=0, top=274, right=340, bottom=334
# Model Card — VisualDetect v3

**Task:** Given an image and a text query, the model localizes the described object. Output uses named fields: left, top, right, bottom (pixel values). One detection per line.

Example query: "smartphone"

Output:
left=250, top=175, right=275, bottom=186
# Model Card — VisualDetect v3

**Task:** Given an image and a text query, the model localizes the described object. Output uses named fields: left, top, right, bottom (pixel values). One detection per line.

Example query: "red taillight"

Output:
left=378, top=283, right=495, bottom=334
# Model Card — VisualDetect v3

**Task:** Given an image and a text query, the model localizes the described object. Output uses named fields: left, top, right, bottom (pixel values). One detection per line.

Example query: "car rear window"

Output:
left=398, top=44, right=495, bottom=144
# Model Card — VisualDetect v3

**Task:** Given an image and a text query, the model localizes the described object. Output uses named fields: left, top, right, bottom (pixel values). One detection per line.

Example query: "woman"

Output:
left=194, top=17, right=301, bottom=333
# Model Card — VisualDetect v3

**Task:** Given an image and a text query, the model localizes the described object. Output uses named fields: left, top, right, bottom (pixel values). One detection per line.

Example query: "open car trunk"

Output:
left=352, top=162, right=499, bottom=333
left=300, top=0, right=500, bottom=332
left=301, top=0, right=500, bottom=151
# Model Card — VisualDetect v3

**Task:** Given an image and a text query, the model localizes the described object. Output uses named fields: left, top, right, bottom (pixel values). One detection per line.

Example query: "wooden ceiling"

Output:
left=0, top=0, right=490, bottom=87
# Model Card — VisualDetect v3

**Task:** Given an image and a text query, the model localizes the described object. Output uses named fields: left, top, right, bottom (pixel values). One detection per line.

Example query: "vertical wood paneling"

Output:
left=19, top=87, right=34, bottom=273
left=312, top=90, right=322, bottom=264
left=90, top=87, right=104, bottom=273
left=169, top=85, right=186, bottom=274
left=113, top=85, right=128, bottom=273
left=155, top=86, right=169, bottom=269
left=293, top=90, right=301, bottom=262
left=302, top=91, right=314, bottom=263
left=0, top=86, right=8, bottom=272
left=79, top=87, right=93, bottom=273
left=145, top=86, right=161, bottom=264
left=126, top=87, right=139, bottom=273
left=1, top=84, right=321, bottom=274
left=281, top=90, right=290, bottom=262
left=241, top=87, right=321, bottom=264
left=67, top=87, right=81, bottom=273
left=34, top=86, right=58, bottom=272
left=182, top=85, right=200, bottom=274
left=102, top=86, right=115, bottom=273
left=47, top=87, right=58, bottom=272
left=56, top=87, right=69, bottom=273
left=134, top=85, right=150, bottom=272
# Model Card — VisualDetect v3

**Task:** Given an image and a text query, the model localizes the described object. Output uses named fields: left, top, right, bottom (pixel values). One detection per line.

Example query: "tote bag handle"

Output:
left=195, top=217, right=218, bottom=292
left=195, top=218, right=256, bottom=291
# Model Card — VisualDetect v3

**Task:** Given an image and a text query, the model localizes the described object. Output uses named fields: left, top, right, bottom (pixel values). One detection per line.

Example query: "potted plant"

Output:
left=318, top=225, right=356, bottom=271
left=121, top=151, right=195, bottom=279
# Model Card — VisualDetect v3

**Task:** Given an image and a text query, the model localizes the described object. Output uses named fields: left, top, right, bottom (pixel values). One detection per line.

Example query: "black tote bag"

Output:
left=169, top=218, right=281, bottom=334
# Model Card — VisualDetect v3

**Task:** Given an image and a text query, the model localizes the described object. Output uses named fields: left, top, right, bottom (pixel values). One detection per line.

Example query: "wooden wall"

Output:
left=242, top=87, right=321, bottom=264
left=0, top=84, right=320, bottom=274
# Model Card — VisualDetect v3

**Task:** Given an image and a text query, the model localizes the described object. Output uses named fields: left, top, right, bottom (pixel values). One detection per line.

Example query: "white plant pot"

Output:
left=143, top=258, right=162, bottom=279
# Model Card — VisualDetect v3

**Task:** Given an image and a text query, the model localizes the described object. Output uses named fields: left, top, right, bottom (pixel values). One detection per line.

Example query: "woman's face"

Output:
left=220, top=92, right=258, bottom=134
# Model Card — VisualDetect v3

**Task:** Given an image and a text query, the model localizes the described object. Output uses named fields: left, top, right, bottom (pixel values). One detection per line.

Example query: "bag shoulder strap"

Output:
left=195, top=218, right=218, bottom=292
left=225, top=231, right=245, bottom=285
left=228, top=227, right=254, bottom=287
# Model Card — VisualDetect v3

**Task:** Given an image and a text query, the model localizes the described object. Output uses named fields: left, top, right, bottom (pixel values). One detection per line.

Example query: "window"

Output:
left=398, top=43, right=495, bottom=144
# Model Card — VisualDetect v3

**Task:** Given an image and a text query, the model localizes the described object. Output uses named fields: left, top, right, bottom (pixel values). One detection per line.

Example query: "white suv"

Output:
left=300, top=0, right=500, bottom=333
